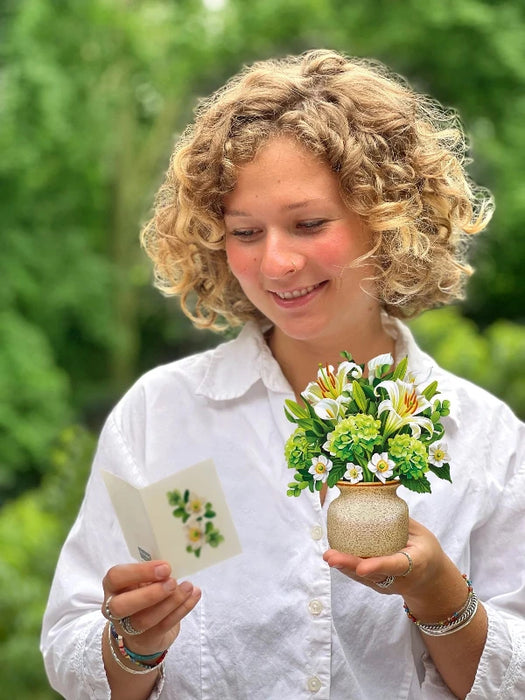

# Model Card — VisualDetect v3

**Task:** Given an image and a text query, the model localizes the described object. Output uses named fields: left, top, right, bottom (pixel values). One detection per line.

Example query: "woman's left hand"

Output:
left=323, top=517, right=447, bottom=596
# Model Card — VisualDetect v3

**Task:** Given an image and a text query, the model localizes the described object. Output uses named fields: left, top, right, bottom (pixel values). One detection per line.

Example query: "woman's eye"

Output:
left=297, top=219, right=327, bottom=231
left=231, top=229, right=258, bottom=239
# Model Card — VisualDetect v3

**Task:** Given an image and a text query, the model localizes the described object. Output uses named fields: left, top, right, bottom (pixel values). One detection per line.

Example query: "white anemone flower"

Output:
left=343, top=462, right=364, bottom=484
left=185, top=522, right=204, bottom=547
left=429, top=441, right=450, bottom=467
left=376, top=378, right=434, bottom=438
left=185, top=492, right=205, bottom=516
left=308, top=455, right=333, bottom=482
left=367, top=353, right=394, bottom=379
left=368, top=452, right=395, bottom=483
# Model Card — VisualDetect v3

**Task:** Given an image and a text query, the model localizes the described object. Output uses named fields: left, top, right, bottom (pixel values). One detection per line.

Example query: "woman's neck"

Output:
left=268, top=316, right=396, bottom=399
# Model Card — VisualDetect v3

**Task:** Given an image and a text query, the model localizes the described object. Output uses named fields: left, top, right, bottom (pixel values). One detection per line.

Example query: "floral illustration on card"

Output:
left=167, top=489, right=224, bottom=557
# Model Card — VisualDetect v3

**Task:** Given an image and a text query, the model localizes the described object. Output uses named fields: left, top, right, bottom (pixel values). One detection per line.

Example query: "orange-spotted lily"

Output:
left=304, top=361, right=360, bottom=419
left=377, top=378, right=434, bottom=439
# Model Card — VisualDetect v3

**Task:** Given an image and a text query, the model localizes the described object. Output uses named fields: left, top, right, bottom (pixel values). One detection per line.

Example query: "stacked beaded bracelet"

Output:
left=403, top=575, right=479, bottom=637
left=108, top=623, right=168, bottom=674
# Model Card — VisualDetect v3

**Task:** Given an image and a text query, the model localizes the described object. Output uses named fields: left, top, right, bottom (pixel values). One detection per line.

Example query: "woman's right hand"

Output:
left=101, top=560, right=201, bottom=655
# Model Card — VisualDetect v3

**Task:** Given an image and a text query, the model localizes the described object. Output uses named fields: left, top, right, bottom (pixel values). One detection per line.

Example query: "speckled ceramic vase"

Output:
left=327, top=481, right=409, bottom=558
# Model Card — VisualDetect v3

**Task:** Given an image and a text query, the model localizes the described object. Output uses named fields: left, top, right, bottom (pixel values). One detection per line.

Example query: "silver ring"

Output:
left=120, top=615, right=143, bottom=636
left=376, top=575, right=395, bottom=589
left=102, top=594, right=121, bottom=622
left=399, top=551, right=413, bottom=577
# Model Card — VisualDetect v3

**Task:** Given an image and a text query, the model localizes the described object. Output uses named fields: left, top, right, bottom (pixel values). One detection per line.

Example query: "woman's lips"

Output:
left=269, top=281, right=327, bottom=306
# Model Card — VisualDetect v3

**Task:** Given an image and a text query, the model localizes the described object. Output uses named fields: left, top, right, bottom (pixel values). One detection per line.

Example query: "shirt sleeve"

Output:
left=40, top=413, right=165, bottom=700
left=466, top=407, right=525, bottom=698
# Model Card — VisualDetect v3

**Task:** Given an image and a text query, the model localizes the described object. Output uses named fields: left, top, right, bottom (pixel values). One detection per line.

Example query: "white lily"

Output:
left=312, top=398, right=344, bottom=420
left=367, top=353, right=394, bottom=379
left=377, top=378, right=434, bottom=438
left=303, top=361, right=359, bottom=407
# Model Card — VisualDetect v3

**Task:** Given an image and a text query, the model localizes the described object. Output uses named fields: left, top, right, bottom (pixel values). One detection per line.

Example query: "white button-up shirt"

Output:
left=41, top=317, right=525, bottom=699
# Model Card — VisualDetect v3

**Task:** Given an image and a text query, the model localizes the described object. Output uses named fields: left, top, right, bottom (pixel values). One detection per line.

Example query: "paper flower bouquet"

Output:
left=285, top=352, right=452, bottom=497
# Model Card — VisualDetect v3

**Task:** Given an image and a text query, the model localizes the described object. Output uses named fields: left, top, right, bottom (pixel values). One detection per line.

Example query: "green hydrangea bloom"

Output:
left=284, top=428, right=315, bottom=469
left=326, top=414, right=381, bottom=461
left=388, top=433, right=428, bottom=479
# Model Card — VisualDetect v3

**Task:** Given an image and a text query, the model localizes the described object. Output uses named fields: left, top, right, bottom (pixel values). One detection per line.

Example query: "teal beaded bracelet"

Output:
left=110, top=623, right=168, bottom=668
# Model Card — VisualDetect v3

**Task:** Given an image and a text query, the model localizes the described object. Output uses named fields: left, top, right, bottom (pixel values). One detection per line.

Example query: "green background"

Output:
left=1, top=1, right=524, bottom=696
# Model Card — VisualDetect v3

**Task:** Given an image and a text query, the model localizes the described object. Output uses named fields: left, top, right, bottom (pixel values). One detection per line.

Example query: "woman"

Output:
left=41, top=50, right=524, bottom=699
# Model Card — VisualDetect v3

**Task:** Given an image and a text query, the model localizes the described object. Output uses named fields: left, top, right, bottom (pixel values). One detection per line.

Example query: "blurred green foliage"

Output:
left=410, top=308, right=525, bottom=418
left=0, top=426, right=95, bottom=700
left=0, top=0, right=524, bottom=697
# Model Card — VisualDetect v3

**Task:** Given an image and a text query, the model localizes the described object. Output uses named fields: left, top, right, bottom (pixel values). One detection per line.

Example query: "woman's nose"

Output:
left=260, top=233, right=303, bottom=280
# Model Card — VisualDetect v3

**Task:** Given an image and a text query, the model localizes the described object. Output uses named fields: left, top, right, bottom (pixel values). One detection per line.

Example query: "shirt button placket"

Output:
left=306, top=522, right=329, bottom=697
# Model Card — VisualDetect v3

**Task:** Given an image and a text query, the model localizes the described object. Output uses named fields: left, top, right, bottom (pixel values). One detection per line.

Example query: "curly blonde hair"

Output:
left=141, top=49, right=493, bottom=330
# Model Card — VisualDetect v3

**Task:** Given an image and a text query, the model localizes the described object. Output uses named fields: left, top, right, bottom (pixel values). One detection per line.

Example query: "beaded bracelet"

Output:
left=403, top=575, right=479, bottom=637
left=108, top=623, right=167, bottom=674
left=110, top=623, right=168, bottom=665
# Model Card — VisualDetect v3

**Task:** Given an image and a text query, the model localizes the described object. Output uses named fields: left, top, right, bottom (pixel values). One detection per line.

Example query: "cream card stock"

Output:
left=102, top=459, right=242, bottom=577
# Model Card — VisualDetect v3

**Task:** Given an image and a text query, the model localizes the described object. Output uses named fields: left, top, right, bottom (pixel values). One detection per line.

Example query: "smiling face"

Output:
left=224, top=137, right=382, bottom=352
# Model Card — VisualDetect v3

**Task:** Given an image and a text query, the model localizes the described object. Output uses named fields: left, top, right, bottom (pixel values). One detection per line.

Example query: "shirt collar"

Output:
left=196, top=315, right=461, bottom=428
left=195, top=321, right=292, bottom=400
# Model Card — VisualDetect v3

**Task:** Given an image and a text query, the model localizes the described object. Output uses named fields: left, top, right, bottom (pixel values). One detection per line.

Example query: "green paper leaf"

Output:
left=352, top=380, right=367, bottom=411
left=285, top=398, right=309, bottom=420
left=327, top=471, right=339, bottom=487
left=362, top=384, right=376, bottom=400
left=423, top=380, right=438, bottom=400
left=399, top=474, right=432, bottom=493
left=392, top=356, right=408, bottom=380
left=428, top=463, right=452, bottom=482
left=284, top=407, right=297, bottom=424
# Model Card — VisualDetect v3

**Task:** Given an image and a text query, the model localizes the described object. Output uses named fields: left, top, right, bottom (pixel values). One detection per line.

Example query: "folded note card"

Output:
left=102, top=459, right=242, bottom=578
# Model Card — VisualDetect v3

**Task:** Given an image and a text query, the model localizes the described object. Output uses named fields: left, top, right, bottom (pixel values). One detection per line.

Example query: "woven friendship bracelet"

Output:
left=403, top=575, right=479, bottom=637
left=108, top=623, right=167, bottom=674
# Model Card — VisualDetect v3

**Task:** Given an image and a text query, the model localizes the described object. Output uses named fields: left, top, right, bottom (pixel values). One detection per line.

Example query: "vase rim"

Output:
left=335, top=480, right=400, bottom=488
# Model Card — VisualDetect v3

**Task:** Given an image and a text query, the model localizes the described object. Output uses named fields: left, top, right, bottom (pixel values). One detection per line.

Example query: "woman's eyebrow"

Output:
left=223, top=208, right=251, bottom=217
left=224, top=199, right=327, bottom=217
left=284, top=199, right=323, bottom=211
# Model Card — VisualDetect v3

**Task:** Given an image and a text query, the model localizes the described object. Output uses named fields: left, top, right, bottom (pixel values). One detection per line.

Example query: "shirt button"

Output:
left=307, top=676, right=322, bottom=693
left=308, top=599, right=323, bottom=616
left=310, top=525, right=323, bottom=540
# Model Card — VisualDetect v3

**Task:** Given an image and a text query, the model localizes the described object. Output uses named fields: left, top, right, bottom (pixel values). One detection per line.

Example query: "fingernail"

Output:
left=179, top=580, right=193, bottom=594
left=163, top=578, right=177, bottom=592
left=155, top=564, right=170, bottom=579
